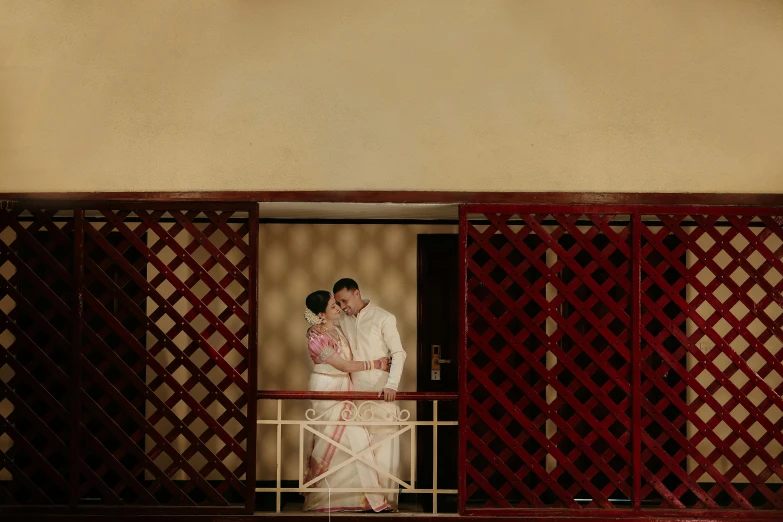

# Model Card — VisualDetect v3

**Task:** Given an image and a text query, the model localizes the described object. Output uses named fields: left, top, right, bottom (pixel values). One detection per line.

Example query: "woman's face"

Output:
left=319, top=296, right=342, bottom=322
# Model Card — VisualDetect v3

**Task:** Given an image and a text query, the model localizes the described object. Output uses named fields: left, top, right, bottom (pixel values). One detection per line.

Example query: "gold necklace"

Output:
left=323, top=325, right=342, bottom=343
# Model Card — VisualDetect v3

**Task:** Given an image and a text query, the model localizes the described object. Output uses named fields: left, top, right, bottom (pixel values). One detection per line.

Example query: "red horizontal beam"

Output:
left=460, top=510, right=782, bottom=521
left=2, top=191, right=783, bottom=207
left=257, top=390, right=458, bottom=401
left=2, top=511, right=780, bottom=521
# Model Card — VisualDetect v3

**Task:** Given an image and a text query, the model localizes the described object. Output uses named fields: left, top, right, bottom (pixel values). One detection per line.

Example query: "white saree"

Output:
left=303, top=327, right=389, bottom=512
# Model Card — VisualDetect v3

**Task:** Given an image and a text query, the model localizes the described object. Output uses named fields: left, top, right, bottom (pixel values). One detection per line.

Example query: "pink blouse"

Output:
left=308, top=332, right=339, bottom=364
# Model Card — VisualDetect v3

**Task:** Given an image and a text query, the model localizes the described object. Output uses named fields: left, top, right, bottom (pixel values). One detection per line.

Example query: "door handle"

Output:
left=431, top=345, right=445, bottom=370
left=431, top=345, right=451, bottom=381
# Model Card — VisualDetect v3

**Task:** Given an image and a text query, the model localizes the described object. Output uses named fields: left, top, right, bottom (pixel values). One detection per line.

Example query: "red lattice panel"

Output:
left=462, top=211, right=633, bottom=511
left=78, top=208, right=252, bottom=507
left=0, top=208, right=74, bottom=505
left=638, top=214, right=783, bottom=510
left=1, top=204, right=256, bottom=513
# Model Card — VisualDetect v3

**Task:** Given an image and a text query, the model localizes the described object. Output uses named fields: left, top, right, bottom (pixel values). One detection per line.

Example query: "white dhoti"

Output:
left=351, top=371, right=402, bottom=511
left=303, top=369, right=389, bottom=512
left=367, top=402, right=400, bottom=511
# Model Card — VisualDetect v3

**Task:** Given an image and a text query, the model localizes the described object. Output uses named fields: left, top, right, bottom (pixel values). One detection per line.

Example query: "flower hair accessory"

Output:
left=304, top=308, right=324, bottom=326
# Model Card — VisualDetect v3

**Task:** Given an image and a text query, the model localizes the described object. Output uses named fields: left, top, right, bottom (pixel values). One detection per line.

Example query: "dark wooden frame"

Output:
left=2, top=191, right=783, bottom=206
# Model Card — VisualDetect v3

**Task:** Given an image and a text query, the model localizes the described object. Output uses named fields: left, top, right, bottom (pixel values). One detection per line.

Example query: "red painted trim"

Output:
left=632, top=213, right=642, bottom=511
left=462, top=203, right=783, bottom=216
left=257, top=391, right=458, bottom=401
left=246, top=203, right=259, bottom=514
left=69, top=209, right=84, bottom=509
left=2, top=512, right=781, bottom=521
left=2, top=191, right=783, bottom=207
left=0, top=199, right=254, bottom=211
left=458, top=204, right=469, bottom=516
left=459, top=510, right=783, bottom=521
left=0, top=507, right=248, bottom=517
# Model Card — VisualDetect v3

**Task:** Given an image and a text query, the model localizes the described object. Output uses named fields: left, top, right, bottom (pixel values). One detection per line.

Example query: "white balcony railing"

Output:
left=257, top=391, right=458, bottom=514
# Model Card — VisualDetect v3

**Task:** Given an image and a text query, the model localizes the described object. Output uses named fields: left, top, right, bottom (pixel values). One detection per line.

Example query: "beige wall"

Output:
left=257, top=223, right=456, bottom=480
left=2, top=0, right=783, bottom=193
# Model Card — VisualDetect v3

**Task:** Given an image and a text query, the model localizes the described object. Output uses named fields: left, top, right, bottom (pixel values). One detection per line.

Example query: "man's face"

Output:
left=334, top=288, right=363, bottom=317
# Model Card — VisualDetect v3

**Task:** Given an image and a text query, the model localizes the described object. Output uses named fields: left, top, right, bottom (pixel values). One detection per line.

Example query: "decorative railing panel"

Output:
left=461, top=210, right=633, bottom=511
left=1, top=203, right=257, bottom=513
left=638, top=214, right=783, bottom=510
left=460, top=206, right=783, bottom=519
left=0, top=208, right=74, bottom=505
left=256, top=391, right=458, bottom=514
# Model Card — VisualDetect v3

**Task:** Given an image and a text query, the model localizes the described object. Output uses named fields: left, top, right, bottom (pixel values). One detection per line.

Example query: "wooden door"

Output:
left=416, top=234, right=459, bottom=512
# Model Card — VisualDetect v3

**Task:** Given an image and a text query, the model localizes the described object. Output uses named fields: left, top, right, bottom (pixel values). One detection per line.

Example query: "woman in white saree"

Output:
left=302, top=291, right=391, bottom=512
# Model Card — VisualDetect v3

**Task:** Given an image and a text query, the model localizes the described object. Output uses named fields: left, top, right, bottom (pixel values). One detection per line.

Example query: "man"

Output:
left=333, top=278, right=406, bottom=510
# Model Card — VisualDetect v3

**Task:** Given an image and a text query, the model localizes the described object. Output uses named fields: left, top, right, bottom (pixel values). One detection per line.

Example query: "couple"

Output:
left=302, top=278, right=406, bottom=512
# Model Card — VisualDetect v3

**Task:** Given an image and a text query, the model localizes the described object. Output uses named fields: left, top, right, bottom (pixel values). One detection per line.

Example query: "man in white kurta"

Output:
left=334, top=279, right=406, bottom=510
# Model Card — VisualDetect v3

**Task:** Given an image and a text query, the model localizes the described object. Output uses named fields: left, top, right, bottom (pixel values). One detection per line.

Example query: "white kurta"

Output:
left=340, top=300, right=407, bottom=511
left=340, top=300, right=407, bottom=391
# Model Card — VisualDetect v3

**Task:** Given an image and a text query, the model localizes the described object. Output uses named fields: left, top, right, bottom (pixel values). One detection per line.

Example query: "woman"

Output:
left=302, top=290, right=390, bottom=512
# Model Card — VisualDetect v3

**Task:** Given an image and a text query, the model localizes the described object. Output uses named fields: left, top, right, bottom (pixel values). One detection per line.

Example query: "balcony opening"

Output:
left=254, top=202, right=460, bottom=514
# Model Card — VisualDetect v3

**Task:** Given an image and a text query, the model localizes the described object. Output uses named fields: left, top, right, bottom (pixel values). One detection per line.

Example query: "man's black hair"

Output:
left=333, top=278, right=359, bottom=295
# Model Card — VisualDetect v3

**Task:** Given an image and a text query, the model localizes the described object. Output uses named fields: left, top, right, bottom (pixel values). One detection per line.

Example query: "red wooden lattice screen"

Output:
left=0, top=202, right=257, bottom=514
left=460, top=205, right=783, bottom=518
left=0, top=208, right=74, bottom=507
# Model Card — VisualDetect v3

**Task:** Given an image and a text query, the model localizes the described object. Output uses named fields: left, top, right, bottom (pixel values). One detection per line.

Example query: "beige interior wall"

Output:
left=2, top=0, right=783, bottom=193
left=257, top=223, right=456, bottom=480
